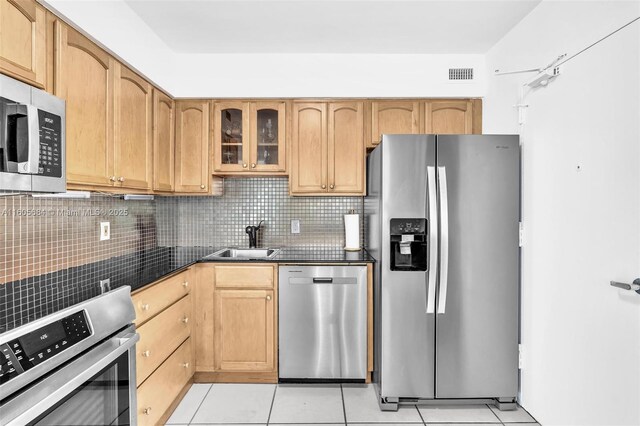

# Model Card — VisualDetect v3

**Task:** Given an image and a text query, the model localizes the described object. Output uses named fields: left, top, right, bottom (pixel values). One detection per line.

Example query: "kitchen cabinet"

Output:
left=370, top=100, right=420, bottom=147
left=194, top=263, right=278, bottom=382
left=213, top=101, right=286, bottom=174
left=175, top=100, right=211, bottom=193
left=113, top=63, right=153, bottom=190
left=425, top=99, right=474, bottom=134
left=133, top=268, right=194, bottom=426
left=55, top=23, right=115, bottom=188
left=0, top=0, right=46, bottom=88
left=153, top=90, right=175, bottom=192
left=291, top=102, right=364, bottom=195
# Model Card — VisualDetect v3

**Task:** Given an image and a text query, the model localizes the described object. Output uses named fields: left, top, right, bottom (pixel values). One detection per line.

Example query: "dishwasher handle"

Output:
left=313, top=277, right=333, bottom=283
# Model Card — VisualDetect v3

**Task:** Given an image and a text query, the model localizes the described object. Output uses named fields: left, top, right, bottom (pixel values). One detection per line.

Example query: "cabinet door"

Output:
left=214, top=289, right=275, bottom=372
left=290, top=103, right=327, bottom=194
left=175, top=100, right=210, bottom=193
left=250, top=102, right=286, bottom=173
left=153, top=90, right=175, bottom=192
left=425, top=100, right=473, bottom=134
left=113, top=64, right=153, bottom=190
left=194, top=266, right=214, bottom=372
left=55, top=24, right=115, bottom=187
left=370, top=101, right=420, bottom=146
left=328, top=102, right=365, bottom=195
left=213, top=101, right=250, bottom=173
left=0, top=0, right=46, bottom=88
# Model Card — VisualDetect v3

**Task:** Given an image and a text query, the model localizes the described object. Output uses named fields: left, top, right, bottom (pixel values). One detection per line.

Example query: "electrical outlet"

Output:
left=100, top=222, right=110, bottom=241
left=291, top=219, right=300, bottom=234
left=99, top=278, right=111, bottom=293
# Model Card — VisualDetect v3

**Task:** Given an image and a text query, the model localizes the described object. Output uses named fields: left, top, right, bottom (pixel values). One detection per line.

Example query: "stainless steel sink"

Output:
left=204, top=248, right=280, bottom=260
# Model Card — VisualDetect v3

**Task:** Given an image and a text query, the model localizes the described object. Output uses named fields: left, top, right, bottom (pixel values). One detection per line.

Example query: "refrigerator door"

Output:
left=435, top=135, right=520, bottom=398
left=379, top=135, right=436, bottom=399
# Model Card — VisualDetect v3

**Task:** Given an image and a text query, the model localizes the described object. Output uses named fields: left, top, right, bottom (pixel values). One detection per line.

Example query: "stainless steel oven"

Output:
left=0, top=287, right=138, bottom=425
left=0, top=73, right=65, bottom=192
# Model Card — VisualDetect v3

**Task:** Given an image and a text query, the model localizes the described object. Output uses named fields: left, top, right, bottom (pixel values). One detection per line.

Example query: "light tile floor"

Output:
left=166, top=383, right=539, bottom=426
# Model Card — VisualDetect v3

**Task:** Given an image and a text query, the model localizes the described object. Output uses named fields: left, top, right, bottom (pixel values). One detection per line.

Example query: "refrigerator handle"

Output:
left=426, top=166, right=438, bottom=314
left=437, top=166, right=449, bottom=315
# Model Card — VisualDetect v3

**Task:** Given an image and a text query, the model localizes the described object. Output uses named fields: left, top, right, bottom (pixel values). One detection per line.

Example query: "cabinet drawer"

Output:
left=137, top=338, right=193, bottom=426
left=136, top=294, right=192, bottom=386
left=132, top=269, right=192, bottom=325
left=214, top=265, right=275, bottom=289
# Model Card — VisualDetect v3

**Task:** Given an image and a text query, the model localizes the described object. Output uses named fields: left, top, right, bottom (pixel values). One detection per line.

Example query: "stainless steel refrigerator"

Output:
left=365, top=134, right=520, bottom=410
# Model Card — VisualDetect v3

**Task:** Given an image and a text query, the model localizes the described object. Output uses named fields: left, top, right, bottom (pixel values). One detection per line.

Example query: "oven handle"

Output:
left=3, top=331, right=139, bottom=426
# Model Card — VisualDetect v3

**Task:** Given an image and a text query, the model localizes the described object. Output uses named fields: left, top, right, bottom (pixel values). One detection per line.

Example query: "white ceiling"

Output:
left=124, top=0, right=542, bottom=54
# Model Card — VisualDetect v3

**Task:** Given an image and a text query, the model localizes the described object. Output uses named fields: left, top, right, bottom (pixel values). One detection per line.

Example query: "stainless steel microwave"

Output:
left=0, top=74, right=65, bottom=192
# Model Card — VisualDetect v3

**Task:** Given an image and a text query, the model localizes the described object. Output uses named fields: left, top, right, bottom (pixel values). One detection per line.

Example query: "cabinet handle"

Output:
left=181, top=362, right=190, bottom=368
left=266, top=295, right=272, bottom=301
left=182, top=281, right=189, bottom=288
left=243, top=163, right=248, bottom=168
left=109, top=176, right=116, bottom=182
left=142, top=407, right=152, bottom=415
left=251, top=163, right=256, bottom=168
left=329, top=184, right=335, bottom=189
left=141, top=303, right=150, bottom=311
left=118, top=176, right=125, bottom=182
left=142, top=350, right=150, bottom=357
left=321, top=184, right=326, bottom=189
left=200, top=184, right=205, bottom=189
left=181, top=316, right=189, bottom=324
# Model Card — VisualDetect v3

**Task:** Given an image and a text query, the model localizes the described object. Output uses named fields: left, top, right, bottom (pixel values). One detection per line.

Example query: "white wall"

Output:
left=42, top=1, right=486, bottom=98
left=484, top=1, right=640, bottom=425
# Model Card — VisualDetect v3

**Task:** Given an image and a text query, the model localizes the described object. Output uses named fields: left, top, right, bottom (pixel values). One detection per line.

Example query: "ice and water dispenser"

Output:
left=390, top=218, right=427, bottom=271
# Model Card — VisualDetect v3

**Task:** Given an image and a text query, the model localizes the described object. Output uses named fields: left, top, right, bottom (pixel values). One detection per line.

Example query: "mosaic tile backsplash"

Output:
left=157, top=178, right=364, bottom=249
left=1, top=178, right=364, bottom=332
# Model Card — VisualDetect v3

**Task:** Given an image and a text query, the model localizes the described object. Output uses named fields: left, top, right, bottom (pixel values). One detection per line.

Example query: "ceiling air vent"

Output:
left=448, top=68, right=474, bottom=81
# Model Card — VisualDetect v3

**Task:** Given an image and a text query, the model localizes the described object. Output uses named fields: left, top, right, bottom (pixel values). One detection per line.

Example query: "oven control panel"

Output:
left=0, top=310, right=91, bottom=385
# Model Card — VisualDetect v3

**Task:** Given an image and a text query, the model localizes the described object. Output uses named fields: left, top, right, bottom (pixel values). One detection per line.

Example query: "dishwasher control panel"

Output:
left=0, top=310, right=91, bottom=384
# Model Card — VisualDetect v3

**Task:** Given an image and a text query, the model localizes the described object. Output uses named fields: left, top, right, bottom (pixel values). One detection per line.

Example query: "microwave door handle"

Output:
left=21, top=104, right=40, bottom=174
left=426, top=166, right=438, bottom=314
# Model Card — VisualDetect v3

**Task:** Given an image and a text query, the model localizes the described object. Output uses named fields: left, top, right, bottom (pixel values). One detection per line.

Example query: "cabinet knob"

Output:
left=243, top=163, right=248, bottom=168
left=118, top=176, right=125, bottom=182
left=266, top=295, right=272, bottom=301
left=142, top=407, right=152, bottom=415
left=141, top=303, right=150, bottom=311
left=329, top=184, right=335, bottom=189
left=142, top=350, right=150, bottom=357
left=321, top=184, right=326, bottom=189
left=182, top=281, right=189, bottom=288
left=251, top=163, right=256, bottom=168
left=200, top=184, right=205, bottom=189
left=181, top=316, right=189, bottom=324
left=181, top=362, right=190, bottom=369
left=109, top=176, right=116, bottom=182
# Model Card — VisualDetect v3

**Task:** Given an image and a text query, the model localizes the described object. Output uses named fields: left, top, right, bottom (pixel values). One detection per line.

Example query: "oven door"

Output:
left=0, top=326, right=139, bottom=426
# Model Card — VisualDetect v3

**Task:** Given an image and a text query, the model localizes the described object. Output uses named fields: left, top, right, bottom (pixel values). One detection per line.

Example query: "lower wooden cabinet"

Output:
left=137, top=337, right=194, bottom=426
left=194, top=263, right=278, bottom=382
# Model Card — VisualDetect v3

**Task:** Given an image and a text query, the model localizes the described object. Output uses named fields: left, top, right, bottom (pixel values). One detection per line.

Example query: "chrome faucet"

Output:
left=245, top=220, right=264, bottom=248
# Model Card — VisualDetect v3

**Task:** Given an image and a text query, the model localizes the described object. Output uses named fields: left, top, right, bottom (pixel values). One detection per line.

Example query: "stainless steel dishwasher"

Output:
left=279, top=265, right=367, bottom=381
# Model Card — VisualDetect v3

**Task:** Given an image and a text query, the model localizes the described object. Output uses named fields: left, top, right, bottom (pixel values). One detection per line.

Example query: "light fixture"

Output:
left=31, top=191, right=91, bottom=199
left=123, top=194, right=154, bottom=201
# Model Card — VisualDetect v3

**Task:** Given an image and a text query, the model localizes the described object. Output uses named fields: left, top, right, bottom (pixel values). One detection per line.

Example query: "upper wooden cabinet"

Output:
left=0, top=0, right=46, bottom=88
left=153, top=90, right=175, bottom=192
left=175, top=100, right=210, bottom=193
left=291, top=102, right=364, bottom=196
left=55, top=23, right=115, bottom=188
left=370, top=101, right=420, bottom=147
left=213, top=101, right=286, bottom=174
left=114, top=63, right=153, bottom=190
left=425, top=99, right=474, bottom=134
left=328, top=102, right=365, bottom=194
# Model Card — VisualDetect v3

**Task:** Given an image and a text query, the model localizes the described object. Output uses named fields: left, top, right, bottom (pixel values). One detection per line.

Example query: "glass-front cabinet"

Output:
left=213, top=101, right=286, bottom=174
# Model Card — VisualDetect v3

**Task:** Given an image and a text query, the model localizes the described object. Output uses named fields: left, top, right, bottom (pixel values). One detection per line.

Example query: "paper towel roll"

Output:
left=344, top=213, right=360, bottom=251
